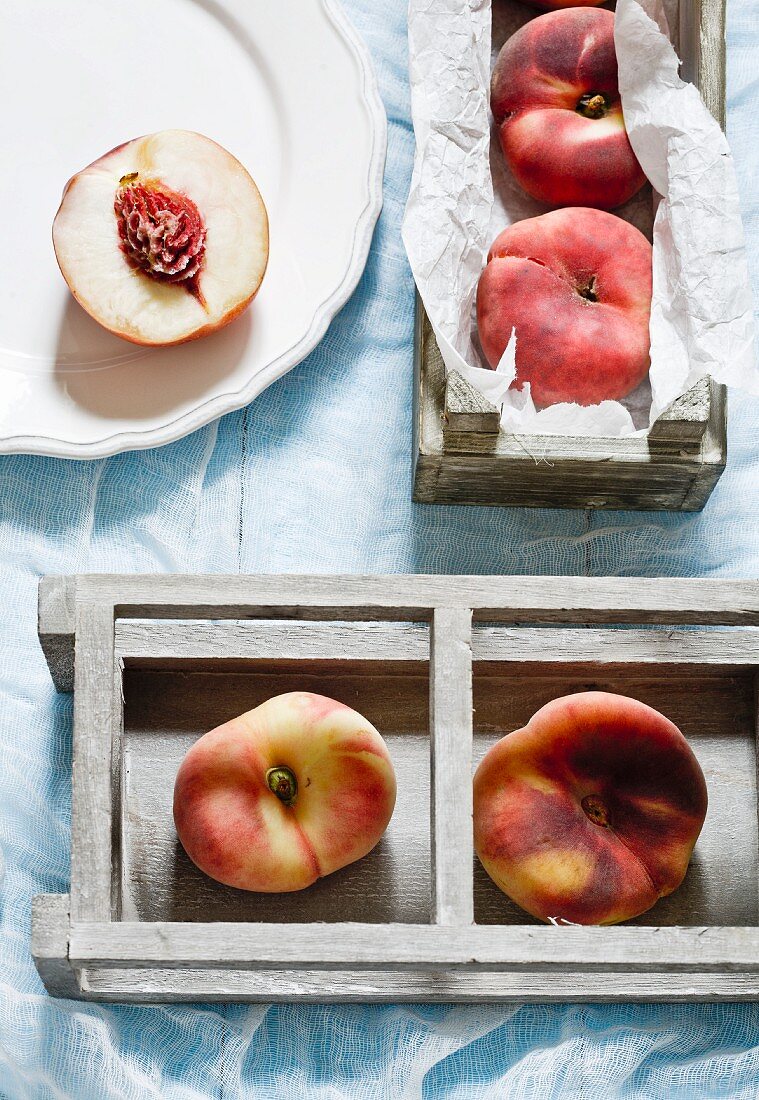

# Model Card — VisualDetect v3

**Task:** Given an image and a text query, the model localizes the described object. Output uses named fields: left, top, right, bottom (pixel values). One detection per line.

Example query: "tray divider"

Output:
left=430, top=606, right=474, bottom=926
left=70, top=597, right=119, bottom=922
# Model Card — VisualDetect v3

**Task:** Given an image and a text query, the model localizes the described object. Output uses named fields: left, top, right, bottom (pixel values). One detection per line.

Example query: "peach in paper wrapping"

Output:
left=401, top=0, right=758, bottom=438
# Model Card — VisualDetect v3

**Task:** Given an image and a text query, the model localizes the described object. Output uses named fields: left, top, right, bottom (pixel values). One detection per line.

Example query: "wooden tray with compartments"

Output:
left=412, top=0, right=728, bottom=510
left=33, top=573, right=759, bottom=1003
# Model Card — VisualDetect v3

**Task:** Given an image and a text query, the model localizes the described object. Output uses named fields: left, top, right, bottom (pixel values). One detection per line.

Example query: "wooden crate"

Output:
left=412, top=0, right=728, bottom=510
left=33, top=573, right=759, bottom=1003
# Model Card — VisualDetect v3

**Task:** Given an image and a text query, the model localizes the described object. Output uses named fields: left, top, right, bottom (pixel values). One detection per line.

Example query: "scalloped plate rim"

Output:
left=0, top=0, right=386, bottom=459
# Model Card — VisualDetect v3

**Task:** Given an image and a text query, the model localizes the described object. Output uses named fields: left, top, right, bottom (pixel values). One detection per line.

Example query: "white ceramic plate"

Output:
left=0, top=0, right=386, bottom=457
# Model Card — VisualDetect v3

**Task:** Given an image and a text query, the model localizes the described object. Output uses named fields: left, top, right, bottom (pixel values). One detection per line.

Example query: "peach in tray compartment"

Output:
left=32, top=574, right=759, bottom=1003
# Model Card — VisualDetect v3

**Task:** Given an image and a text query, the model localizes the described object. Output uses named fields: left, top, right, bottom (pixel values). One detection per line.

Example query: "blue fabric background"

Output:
left=1, top=0, right=758, bottom=1095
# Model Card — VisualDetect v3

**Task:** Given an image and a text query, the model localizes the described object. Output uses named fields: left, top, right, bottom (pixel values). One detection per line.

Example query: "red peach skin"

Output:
left=523, top=0, right=605, bottom=8
left=174, top=692, right=397, bottom=892
left=491, top=9, right=646, bottom=210
left=473, top=692, right=708, bottom=925
left=476, top=207, right=652, bottom=407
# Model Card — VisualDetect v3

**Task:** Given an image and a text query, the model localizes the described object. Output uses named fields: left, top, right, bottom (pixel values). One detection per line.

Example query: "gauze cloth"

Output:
left=1, top=0, right=759, bottom=1096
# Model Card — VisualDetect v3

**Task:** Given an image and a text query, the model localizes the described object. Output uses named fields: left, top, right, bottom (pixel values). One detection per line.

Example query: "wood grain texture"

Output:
left=74, top=966, right=759, bottom=1004
left=39, top=574, right=759, bottom=689
left=38, top=575, right=77, bottom=693
left=118, top=621, right=759, bottom=672
left=430, top=608, right=474, bottom=925
left=70, top=600, right=118, bottom=922
left=695, top=0, right=727, bottom=127
left=648, top=378, right=713, bottom=444
left=411, top=0, right=729, bottom=510
left=68, top=922, right=759, bottom=971
left=31, top=895, right=81, bottom=999
left=63, top=574, right=759, bottom=626
left=445, top=369, right=500, bottom=435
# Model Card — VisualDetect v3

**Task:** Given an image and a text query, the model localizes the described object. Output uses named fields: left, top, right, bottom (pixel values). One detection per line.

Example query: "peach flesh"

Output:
left=52, top=130, right=269, bottom=347
left=476, top=207, right=652, bottom=407
left=173, top=691, right=397, bottom=893
left=491, top=9, right=646, bottom=210
left=473, top=692, right=708, bottom=925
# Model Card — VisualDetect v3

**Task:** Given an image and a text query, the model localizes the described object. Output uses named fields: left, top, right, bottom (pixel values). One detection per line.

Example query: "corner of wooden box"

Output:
left=38, top=576, right=76, bottom=693
left=32, top=893, right=82, bottom=1000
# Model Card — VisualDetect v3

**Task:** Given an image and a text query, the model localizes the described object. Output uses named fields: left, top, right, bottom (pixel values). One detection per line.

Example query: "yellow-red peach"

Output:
left=491, top=9, right=646, bottom=210
left=173, top=691, right=397, bottom=892
left=473, top=692, right=708, bottom=925
left=476, top=207, right=652, bottom=407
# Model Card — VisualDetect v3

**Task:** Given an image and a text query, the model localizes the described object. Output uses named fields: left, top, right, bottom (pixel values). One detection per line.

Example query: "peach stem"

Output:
left=576, top=93, right=608, bottom=120
left=581, top=795, right=610, bottom=828
left=577, top=275, right=598, bottom=303
left=266, top=766, right=298, bottom=806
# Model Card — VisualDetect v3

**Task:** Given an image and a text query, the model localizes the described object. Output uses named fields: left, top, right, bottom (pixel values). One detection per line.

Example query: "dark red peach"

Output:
left=473, top=691, right=708, bottom=925
left=491, top=9, right=646, bottom=210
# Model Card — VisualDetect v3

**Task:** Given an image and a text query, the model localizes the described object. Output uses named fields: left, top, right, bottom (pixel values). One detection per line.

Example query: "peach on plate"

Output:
left=476, top=207, right=652, bottom=408
left=173, top=691, right=397, bottom=892
left=491, top=9, right=646, bottom=210
left=53, top=129, right=269, bottom=347
left=473, top=691, right=708, bottom=925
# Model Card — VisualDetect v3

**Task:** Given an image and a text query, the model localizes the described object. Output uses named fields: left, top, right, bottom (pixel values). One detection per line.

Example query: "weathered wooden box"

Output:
left=33, top=573, right=759, bottom=1003
left=412, top=0, right=728, bottom=510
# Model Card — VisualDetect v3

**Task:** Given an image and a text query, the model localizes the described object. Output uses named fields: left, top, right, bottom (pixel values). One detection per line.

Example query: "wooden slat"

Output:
left=679, top=0, right=725, bottom=126
left=76, top=968, right=759, bottom=1004
left=117, top=620, right=427, bottom=663
left=68, top=922, right=759, bottom=972
left=69, top=575, right=759, bottom=626
left=114, top=621, right=759, bottom=671
left=40, top=574, right=759, bottom=693
left=429, top=607, right=473, bottom=925
left=70, top=600, right=117, bottom=922
left=754, top=670, right=759, bottom=921
left=38, top=575, right=77, bottom=692
left=697, top=0, right=727, bottom=128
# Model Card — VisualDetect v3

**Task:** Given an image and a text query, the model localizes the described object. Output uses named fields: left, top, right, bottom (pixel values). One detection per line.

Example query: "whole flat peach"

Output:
left=476, top=207, right=652, bottom=407
left=174, top=692, right=397, bottom=892
left=491, top=9, right=646, bottom=210
left=473, top=692, right=708, bottom=925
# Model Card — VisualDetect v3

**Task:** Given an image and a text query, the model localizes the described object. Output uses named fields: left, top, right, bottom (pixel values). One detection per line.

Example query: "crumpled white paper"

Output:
left=402, top=0, right=759, bottom=438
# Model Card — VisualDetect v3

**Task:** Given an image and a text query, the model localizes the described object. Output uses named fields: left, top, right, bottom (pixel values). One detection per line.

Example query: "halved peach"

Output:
left=52, top=129, right=269, bottom=346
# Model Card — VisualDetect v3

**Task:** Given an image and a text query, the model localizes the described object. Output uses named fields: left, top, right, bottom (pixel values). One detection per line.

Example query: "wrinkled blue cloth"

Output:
left=1, top=0, right=759, bottom=1096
